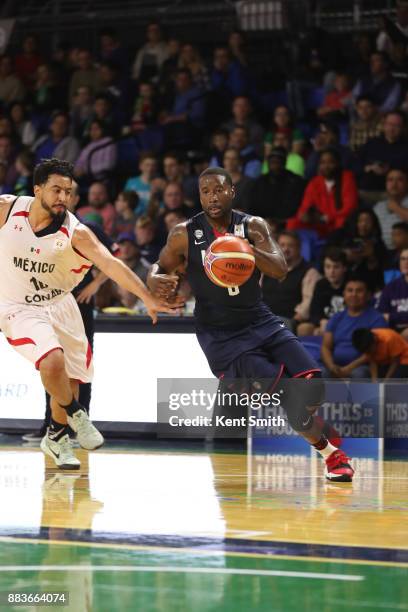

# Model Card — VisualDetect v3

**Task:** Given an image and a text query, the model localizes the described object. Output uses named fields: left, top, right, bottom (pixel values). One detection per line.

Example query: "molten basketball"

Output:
left=204, top=235, right=255, bottom=288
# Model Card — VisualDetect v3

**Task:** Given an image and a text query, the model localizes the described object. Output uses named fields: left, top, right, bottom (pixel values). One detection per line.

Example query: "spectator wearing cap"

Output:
left=288, top=148, right=358, bottom=237
left=117, top=232, right=149, bottom=282
left=355, top=111, right=408, bottom=200
left=305, top=120, right=355, bottom=180
left=248, top=146, right=305, bottom=221
left=352, top=51, right=401, bottom=113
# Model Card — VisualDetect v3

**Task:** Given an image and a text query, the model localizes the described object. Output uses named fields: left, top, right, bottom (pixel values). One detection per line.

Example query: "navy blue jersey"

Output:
left=186, top=210, right=268, bottom=329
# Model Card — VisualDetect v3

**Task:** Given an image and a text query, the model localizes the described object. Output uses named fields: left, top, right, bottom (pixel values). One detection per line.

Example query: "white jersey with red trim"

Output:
left=0, top=195, right=92, bottom=307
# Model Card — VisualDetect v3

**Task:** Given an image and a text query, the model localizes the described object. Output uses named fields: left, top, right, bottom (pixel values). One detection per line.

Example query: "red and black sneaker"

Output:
left=325, top=450, right=354, bottom=482
left=315, top=416, right=342, bottom=448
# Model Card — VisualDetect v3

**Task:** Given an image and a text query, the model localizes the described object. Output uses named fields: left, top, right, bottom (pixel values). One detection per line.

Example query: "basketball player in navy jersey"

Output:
left=148, top=167, right=354, bottom=482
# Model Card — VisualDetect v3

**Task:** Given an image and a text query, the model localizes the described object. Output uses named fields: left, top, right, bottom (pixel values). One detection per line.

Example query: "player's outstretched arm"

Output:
left=72, top=225, right=179, bottom=323
left=247, top=216, right=288, bottom=280
left=147, top=223, right=188, bottom=299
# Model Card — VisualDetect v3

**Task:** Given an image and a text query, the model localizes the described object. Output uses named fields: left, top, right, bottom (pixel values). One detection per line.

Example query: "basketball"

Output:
left=204, top=235, right=256, bottom=288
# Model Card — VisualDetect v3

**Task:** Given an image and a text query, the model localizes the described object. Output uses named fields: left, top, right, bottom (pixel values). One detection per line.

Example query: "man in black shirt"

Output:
left=298, top=247, right=348, bottom=336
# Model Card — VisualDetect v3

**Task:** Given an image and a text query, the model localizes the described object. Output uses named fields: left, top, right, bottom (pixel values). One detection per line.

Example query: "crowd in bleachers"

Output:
left=2, top=13, right=408, bottom=378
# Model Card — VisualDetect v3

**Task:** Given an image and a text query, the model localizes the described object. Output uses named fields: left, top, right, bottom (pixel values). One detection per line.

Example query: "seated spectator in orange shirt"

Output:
left=287, top=148, right=358, bottom=237
left=352, top=327, right=408, bottom=380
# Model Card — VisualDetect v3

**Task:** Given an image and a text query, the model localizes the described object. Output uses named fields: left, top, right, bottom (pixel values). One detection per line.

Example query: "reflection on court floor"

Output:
left=0, top=442, right=407, bottom=611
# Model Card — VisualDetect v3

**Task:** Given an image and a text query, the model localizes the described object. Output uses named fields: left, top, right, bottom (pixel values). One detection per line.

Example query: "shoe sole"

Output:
left=325, top=472, right=353, bottom=482
left=40, top=438, right=80, bottom=471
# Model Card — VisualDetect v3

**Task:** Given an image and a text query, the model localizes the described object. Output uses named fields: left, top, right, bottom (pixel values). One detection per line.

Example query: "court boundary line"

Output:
left=0, top=537, right=407, bottom=569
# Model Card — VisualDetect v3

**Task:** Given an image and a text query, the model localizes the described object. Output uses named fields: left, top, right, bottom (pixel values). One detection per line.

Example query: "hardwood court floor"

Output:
left=0, top=439, right=407, bottom=611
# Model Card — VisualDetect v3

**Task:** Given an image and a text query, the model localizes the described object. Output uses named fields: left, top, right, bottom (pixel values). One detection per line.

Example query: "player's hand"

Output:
left=144, top=295, right=184, bottom=325
left=148, top=272, right=179, bottom=299
left=330, top=365, right=343, bottom=378
left=76, top=281, right=99, bottom=304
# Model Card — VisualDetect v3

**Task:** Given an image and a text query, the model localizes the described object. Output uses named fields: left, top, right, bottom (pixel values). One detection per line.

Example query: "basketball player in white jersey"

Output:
left=0, top=158, right=178, bottom=470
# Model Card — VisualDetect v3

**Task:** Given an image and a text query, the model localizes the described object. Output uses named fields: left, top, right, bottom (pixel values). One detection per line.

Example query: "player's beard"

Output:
left=41, top=198, right=67, bottom=221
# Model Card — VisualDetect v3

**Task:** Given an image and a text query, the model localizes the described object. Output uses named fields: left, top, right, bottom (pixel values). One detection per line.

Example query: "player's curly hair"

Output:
left=33, top=158, right=74, bottom=186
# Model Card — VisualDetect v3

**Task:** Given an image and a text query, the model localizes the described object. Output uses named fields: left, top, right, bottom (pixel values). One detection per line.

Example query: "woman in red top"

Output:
left=287, top=148, right=358, bottom=237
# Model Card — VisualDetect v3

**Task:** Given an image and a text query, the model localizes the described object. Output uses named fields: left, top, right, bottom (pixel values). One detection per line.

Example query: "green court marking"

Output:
left=0, top=541, right=406, bottom=612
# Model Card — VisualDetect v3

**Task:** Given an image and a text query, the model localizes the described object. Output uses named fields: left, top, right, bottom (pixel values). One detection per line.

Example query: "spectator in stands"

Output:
left=349, top=95, right=382, bottom=152
left=164, top=209, right=187, bottom=232
left=263, top=131, right=305, bottom=177
left=264, top=105, right=306, bottom=157
left=248, top=146, right=305, bottom=220
left=343, top=209, right=387, bottom=292
left=158, top=38, right=181, bottom=103
left=159, top=68, right=205, bottom=147
left=0, top=162, right=12, bottom=195
left=113, top=191, right=139, bottom=236
left=262, top=231, right=321, bottom=331
left=162, top=151, right=199, bottom=207
left=9, top=102, right=37, bottom=147
left=99, top=27, right=128, bottom=76
left=115, top=232, right=149, bottom=307
left=211, top=46, right=248, bottom=100
left=352, top=328, right=408, bottom=380
left=228, top=126, right=261, bottom=178
left=33, top=111, right=80, bottom=164
left=288, top=148, right=358, bottom=237
left=97, top=61, right=123, bottom=111
left=13, top=150, right=34, bottom=196
left=14, top=35, right=42, bottom=91
left=149, top=181, right=194, bottom=224
left=70, top=85, right=94, bottom=140
left=352, top=51, right=401, bottom=113
left=228, top=30, right=248, bottom=67
left=134, top=215, right=162, bottom=264
left=222, top=96, right=264, bottom=156
left=321, top=277, right=388, bottom=378
left=86, top=94, right=117, bottom=137
left=132, top=22, right=169, bottom=82
left=178, top=44, right=210, bottom=91
left=373, top=168, right=408, bottom=248
left=387, top=221, right=408, bottom=269
left=378, top=248, right=408, bottom=340
left=79, top=181, right=117, bottom=236
left=356, top=111, right=408, bottom=199
left=74, top=119, right=117, bottom=181
left=222, top=147, right=252, bottom=212
left=317, top=72, right=352, bottom=119
left=0, top=55, right=25, bottom=106
left=123, top=151, right=158, bottom=216
left=129, top=82, right=159, bottom=132
left=69, top=49, right=100, bottom=104
left=305, top=120, right=354, bottom=179
left=297, top=247, right=348, bottom=336
left=0, top=135, right=17, bottom=186
left=209, top=128, right=229, bottom=166
left=31, top=63, right=62, bottom=113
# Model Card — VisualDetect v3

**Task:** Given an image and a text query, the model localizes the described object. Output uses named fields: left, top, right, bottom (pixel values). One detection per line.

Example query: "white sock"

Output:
left=316, top=440, right=337, bottom=459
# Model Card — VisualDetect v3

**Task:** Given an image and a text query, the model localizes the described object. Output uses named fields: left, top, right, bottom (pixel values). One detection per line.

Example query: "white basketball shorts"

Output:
left=0, top=293, right=93, bottom=383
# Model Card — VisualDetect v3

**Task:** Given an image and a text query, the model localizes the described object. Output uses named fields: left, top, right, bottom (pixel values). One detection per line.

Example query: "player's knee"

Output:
left=282, top=372, right=325, bottom=432
left=284, top=404, right=314, bottom=432
left=38, top=349, right=65, bottom=378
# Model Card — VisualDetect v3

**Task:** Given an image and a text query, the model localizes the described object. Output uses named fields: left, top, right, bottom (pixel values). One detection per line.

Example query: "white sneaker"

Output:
left=67, top=409, right=104, bottom=450
left=40, top=432, right=81, bottom=470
